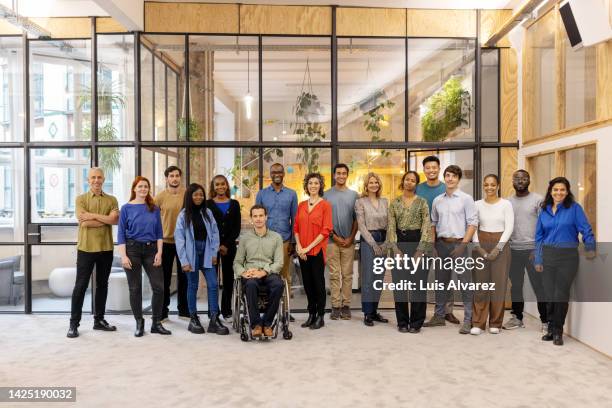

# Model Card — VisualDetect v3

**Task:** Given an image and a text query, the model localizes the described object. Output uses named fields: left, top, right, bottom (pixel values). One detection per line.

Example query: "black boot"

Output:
left=188, top=313, right=205, bottom=334
left=134, top=318, right=145, bottom=337
left=207, top=313, right=229, bottom=335
left=363, top=314, right=374, bottom=327
left=553, top=328, right=564, bottom=346
left=310, top=313, right=325, bottom=330
left=93, top=318, right=117, bottom=331
left=541, top=323, right=553, bottom=341
left=151, top=320, right=172, bottom=335
left=67, top=323, right=79, bottom=338
left=301, top=313, right=316, bottom=328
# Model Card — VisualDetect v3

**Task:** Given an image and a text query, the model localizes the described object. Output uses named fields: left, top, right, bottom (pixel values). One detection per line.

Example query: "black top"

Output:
left=206, top=198, right=241, bottom=248
left=192, top=207, right=208, bottom=242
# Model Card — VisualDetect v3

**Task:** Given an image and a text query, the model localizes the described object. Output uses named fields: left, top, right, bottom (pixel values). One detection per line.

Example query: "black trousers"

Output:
left=70, top=250, right=114, bottom=325
left=299, top=250, right=326, bottom=316
left=124, top=240, right=164, bottom=321
left=542, top=247, right=579, bottom=333
left=509, top=249, right=547, bottom=322
left=161, top=242, right=188, bottom=316
left=242, top=274, right=284, bottom=328
left=218, top=244, right=237, bottom=317
left=392, top=240, right=427, bottom=329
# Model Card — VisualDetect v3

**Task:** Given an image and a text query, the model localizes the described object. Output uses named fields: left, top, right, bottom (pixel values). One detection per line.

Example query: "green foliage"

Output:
left=177, top=118, right=201, bottom=141
left=421, top=77, right=470, bottom=142
left=227, top=147, right=283, bottom=198
left=363, top=99, right=395, bottom=160
left=293, top=92, right=327, bottom=173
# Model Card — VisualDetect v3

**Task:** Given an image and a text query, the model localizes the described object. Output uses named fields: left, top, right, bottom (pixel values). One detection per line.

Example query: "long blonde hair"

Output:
left=361, top=172, right=382, bottom=198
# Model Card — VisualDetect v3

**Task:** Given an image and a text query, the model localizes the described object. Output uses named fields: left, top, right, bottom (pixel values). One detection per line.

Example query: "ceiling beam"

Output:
left=93, top=0, right=143, bottom=31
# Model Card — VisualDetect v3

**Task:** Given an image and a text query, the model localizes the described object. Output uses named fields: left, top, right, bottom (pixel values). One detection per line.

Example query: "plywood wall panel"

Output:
left=406, top=9, right=476, bottom=38
left=337, top=8, right=405, bottom=36
left=240, top=5, right=331, bottom=35
left=145, top=3, right=239, bottom=33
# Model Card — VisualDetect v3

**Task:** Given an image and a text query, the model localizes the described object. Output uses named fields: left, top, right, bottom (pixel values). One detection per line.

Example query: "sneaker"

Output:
left=459, top=322, right=471, bottom=334
left=489, top=327, right=500, bottom=334
left=423, top=315, right=446, bottom=327
left=330, top=307, right=341, bottom=320
left=252, top=325, right=262, bottom=337
left=340, top=306, right=351, bottom=320
left=541, top=322, right=549, bottom=335
left=470, top=327, right=483, bottom=335
left=502, top=316, right=524, bottom=330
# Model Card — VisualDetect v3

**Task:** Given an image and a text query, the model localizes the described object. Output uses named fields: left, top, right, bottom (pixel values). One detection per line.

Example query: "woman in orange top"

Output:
left=294, top=172, right=333, bottom=330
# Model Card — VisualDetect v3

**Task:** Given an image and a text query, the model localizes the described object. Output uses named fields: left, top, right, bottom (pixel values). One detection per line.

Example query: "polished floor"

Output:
left=2, top=307, right=611, bottom=408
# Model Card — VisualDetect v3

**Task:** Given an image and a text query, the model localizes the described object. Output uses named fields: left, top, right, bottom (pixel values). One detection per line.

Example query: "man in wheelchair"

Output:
left=234, top=204, right=285, bottom=338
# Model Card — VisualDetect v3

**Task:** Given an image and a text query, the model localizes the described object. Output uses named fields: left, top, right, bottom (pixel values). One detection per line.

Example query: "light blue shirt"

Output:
left=174, top=208, right=220, bottom=269
left=431, top=189, right=478, bottom=239
left=255, top=185, right=298, bottom=242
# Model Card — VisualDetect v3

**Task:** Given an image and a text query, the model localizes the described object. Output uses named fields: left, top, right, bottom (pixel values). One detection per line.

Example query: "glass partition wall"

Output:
left=0, top=21, right=514, bottom=314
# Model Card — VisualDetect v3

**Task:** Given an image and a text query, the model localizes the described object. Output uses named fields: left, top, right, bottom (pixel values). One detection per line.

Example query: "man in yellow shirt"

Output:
left=67, top=168, right=119, bottom=338
left=154, top=166, right=188, bottom=320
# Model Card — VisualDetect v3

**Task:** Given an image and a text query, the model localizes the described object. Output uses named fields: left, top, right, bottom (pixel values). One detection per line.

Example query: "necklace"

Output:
left=309, top=198, right=319, bottom=206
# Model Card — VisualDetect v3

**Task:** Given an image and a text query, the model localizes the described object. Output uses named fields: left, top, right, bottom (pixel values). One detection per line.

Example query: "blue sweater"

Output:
left=535, top=202, right=595, bottom=265
left=117, top=203, right=163, bottom=245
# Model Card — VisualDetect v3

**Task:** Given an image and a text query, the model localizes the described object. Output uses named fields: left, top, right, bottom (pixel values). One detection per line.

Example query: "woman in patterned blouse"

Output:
left=387, top=171, right=433, bottom=333
left=355, top=172, right=390, bottom=327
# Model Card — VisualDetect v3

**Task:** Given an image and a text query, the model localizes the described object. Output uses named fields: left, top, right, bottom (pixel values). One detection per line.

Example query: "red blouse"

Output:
left=294, top=199, right=333, bottom=260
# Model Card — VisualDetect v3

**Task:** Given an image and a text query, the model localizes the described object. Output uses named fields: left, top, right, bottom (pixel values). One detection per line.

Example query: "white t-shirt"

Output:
left=473, top=198, right=514, bottom=250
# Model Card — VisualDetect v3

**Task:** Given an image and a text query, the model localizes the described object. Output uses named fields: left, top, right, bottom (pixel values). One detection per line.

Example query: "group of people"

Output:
left=66, top=155, right=596, bottom=347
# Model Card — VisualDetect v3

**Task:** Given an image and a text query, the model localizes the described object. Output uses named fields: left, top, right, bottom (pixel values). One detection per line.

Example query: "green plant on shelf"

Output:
left=421, top=77, right=471, bottom=142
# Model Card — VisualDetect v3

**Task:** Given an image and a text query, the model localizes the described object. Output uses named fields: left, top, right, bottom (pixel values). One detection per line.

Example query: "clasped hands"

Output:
left=241, top=268, right=267, bottom=279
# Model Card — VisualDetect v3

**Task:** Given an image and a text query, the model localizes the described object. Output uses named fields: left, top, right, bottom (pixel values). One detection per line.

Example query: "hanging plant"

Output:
left=422, top=77, right=471, bottom=142
left=363, top=99, right=394, bottom=161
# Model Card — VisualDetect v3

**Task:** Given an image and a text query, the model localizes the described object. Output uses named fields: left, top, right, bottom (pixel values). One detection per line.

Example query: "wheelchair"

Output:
left=232, top=276, right=293, bottom=341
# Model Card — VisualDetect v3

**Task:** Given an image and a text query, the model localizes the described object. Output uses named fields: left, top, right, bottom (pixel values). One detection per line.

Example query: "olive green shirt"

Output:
left=233, top=229, right=284, bottom=278
left=154, top=188, right=186, bottom=243
left=76, top=190, right=119, bottom=252
left=387, top=195, right=433, bottom=253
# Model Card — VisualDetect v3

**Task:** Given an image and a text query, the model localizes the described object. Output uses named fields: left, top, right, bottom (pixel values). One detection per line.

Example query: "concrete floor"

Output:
left=1, top=308, right=611, bottom=408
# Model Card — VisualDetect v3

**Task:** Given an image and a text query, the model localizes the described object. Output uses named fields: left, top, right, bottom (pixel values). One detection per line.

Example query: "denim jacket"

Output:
left=174, top=208, right=220, bottom=270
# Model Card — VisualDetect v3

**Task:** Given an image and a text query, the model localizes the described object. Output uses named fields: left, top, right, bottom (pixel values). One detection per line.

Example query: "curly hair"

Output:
left=303, top=172, right=325, bottom=197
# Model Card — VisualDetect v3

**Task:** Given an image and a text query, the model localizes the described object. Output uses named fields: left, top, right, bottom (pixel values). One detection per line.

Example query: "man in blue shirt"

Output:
left=256, top=163, right=298, bottom=321
left=415, top=155, right=459, bottom=325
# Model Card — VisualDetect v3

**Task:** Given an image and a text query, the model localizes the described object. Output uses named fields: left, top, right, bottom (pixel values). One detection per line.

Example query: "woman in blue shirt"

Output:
left=175, top=183, right=229, bottom=335
left=535, top=177, right=596, bottom=346
left=206, top=175, right=241, bottom=320
left=118, top=176, right=171, bottom=337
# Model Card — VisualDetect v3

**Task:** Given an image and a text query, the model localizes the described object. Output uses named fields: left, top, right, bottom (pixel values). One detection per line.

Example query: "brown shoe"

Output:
left=263, top=326, right=273, bottom=337
left=445, top=313, right=460, bottom=324
left=341, top=306, right=351, bottom=320
left=252, top=325, right=262, bottom=337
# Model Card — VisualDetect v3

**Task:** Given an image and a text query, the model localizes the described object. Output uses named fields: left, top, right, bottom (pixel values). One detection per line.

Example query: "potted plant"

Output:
left=293, top=91, right=327, bottom=173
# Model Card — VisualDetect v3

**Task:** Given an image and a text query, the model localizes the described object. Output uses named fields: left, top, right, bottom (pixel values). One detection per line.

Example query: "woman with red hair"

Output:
left=117, top=176, right=171, bottom=337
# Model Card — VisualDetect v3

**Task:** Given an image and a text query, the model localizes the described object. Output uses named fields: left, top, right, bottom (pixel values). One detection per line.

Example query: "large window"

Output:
left=0, top=148, right=24, bottom=242
left=0, top=37, right=24, bottom=142
left=338, top=38, right=405, bottom=142
left=262, top=37, right=331, bottom=143
left=408, top=39, right=476, bottom=143
left=29, top=40, right=92, bottom=142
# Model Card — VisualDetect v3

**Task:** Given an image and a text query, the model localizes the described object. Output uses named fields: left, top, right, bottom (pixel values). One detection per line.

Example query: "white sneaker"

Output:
left=489, top=327, right=500, bottom=334
left=541, top=322, right=549, bottom=335
left=470, top=327, right=483, bottom=335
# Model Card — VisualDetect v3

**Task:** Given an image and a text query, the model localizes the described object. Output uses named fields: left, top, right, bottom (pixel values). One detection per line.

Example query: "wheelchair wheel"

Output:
left=240, top=333, right=249, bottom=342
left=283, top=330, right=293, bottom=340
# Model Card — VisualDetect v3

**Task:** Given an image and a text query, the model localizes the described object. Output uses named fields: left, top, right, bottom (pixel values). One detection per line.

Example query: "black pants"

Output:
left=70, top=250, right=114, bottom=326
left=392, top=237, right=427, bottom=329
left=509, top=249, right=547, bottom=322
left=218, top=245, right=237, bottom=317
left=124, top=240, right=164, bottom=321
left=242, top=274, right=284, bottom=328
left=161, top=242, right=188, bottom=316
left=542, top=247, right=579, bottom=333
left=299, top=250, right=326, bottom=316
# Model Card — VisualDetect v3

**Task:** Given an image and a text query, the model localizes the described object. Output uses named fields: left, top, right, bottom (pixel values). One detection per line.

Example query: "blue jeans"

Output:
left=361, top=230, right=386, bottom=316
left=186, top=240, right=219, bottom=315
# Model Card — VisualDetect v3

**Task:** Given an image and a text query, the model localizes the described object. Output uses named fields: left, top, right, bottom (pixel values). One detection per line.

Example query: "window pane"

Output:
left=141, top=147, right=187, bottom=196
left=0, top=245, right=25, bottom=311
left=141, top=35, right=186, bottom=141
left=525, top=11, right=557, bottom=138
left=338, top=149, right=405, bottom=201
left=565, top=145, right=596, bottom=233
left=98, top=147, right=135, bottom=208
left=263, top=147, right=332, bottom=201
left=30, top=148, right=91, bottom=223
left=0, top=37, right=24, bottom=142
left=563, top=38, right=597, bottom=128
left=481, top=148, right=499, bottom=186
left=97, top=34, right=135, bottom=141
left=338, top=38, right=405, bottom=142
left=190, top=147, right=260, bottom=226
left=189, top=36, right=259, bottom=142
left=29, top=40, right=92, bottom=142
left=527, top=153, right=554, bottom=196
left=0, top=148, right=24, bottom=242
left=409, top=149, right=474, bottom=196
left=263, top=37, right=331, bottom=142
left=481, top=49, right=499, bottom=142
left=408, top=39, right=475, bottom=142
